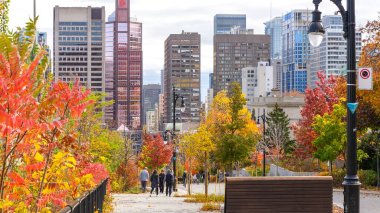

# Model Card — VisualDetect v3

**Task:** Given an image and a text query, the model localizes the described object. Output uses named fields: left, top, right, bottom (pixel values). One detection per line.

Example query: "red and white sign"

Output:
left=358, top=68, right=373, bottom=90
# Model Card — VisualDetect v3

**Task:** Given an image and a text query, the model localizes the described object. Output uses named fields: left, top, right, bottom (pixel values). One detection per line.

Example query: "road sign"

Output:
left=358, top=68, right=373, bottom=90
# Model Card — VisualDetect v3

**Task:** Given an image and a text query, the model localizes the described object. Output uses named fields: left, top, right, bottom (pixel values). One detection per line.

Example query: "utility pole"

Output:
left=33, top=0, right=36, bottom=19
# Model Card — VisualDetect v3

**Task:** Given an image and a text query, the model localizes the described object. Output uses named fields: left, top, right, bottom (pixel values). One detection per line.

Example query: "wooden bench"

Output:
left=224, top=176, right=332, bottom=213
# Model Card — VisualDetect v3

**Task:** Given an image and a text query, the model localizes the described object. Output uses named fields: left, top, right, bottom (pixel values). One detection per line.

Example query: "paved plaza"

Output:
left=112, top=185, right=214, bottom=213
left=113, top=183, right=380, bottom=213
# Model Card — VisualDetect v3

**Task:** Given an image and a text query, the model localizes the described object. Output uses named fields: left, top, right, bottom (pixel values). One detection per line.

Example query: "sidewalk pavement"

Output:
left=112, top=185, right=212, bottom=213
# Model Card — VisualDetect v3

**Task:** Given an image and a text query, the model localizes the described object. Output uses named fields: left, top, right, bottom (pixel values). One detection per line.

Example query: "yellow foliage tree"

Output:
left=205, top=83, right=260, bottom=171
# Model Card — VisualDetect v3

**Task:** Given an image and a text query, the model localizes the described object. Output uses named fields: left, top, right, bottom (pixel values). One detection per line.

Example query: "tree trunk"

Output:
left=204, top=151, right=208, bottom=198
left=188, top=160, right=191, bottom=195
left=329, top=160, right=333, bottom=175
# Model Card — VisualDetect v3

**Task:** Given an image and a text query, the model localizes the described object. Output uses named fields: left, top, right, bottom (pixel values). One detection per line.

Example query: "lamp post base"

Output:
left=343, top=175, right=361, bottom=213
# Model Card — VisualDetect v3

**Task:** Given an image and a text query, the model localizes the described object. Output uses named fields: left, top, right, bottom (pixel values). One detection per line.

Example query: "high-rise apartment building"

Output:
left=164, top=31, right=201, bottom=125
left=309, top=15, right=362, bottom=88
left=53, top=6, right=105, bottom=93
left=105, top=0, right=143, bottom=129
left=272, top=59, right=282, bottom=91
left=282, top=9, right=312, bottom=93
left=214, top=14, right=246, bottom=35
left=213, top=33, right=270, bottom=95
left=241, top=67, right=256, bottom=111
left=265, top=17, right=282, bottom=59
left=142, top=84, right=161, bottom=125
left=242, top=62, right=274, bottom=112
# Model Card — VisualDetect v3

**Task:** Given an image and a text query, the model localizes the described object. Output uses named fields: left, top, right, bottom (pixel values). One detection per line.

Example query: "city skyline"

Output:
left=8, top=0, right=378, bottom=101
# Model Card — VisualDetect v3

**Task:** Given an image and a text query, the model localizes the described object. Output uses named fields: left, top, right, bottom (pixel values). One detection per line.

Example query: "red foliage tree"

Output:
left=139, top=134, right=173, bottom=170
left=292, top=72, right=341, bottom=159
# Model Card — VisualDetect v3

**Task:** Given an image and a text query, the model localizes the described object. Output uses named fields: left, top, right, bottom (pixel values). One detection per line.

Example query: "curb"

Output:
left=333, top=188, right=380, bottom=195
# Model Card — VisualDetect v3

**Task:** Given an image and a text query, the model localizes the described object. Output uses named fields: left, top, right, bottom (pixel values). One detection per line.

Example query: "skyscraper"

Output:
left=309, top=15, right=362, bottom=88
left=272, top=59, right=282, bottom=91
left=142, top=84, right=161, bottom=125
left=105, top=0, right=143, bottom=130
left=214, top=14, right=246, bottom=35
left=164, top=31, right=201, bottom=125
left=53, top=6, right=105, bottom=93
left=282, top=10, right=312, bottom=93
left=265, top=17, right=282, bottom=59
left=213, top=33, right=270, bottom=95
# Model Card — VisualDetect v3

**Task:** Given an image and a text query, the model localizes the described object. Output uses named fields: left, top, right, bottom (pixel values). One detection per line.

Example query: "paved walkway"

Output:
left=188, top=183, right=380, bottom=213
left=112, top=186, right=214, bottom=213
left=113, top=183, right=380, bottom=213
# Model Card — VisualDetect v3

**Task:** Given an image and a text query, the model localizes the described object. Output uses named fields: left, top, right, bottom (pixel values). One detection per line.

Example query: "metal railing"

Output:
left=60, top=178, right=108, bottom=213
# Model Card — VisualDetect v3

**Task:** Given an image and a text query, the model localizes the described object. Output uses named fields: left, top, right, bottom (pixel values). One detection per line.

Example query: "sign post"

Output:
left=358, top=68, right=373, bottom=90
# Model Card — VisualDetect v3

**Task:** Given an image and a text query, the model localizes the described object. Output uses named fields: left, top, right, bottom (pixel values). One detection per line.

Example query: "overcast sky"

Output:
left=8, top=0, right=379, bottom=101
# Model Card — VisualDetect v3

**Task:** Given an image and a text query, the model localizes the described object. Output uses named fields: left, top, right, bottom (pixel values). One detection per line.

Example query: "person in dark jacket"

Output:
left=150, top=170, right=159, bottom=196
left=158, top=170, right=165, bottom=193
left=182, top=170, right=187, bottom=187
left=165, top=169, right=173, bottom=197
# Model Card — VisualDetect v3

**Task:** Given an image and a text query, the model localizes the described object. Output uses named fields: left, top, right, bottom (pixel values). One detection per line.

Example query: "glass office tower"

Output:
left=105, top=0, right=143, bottom=130
left=214, top=14, right=246, bottom=35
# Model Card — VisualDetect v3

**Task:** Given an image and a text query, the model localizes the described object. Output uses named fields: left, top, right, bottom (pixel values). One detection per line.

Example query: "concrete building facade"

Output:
left=213, top=34, right=270, bottom=95
left=309, top=15, right=362, bottom=88
left=142, top=84, right=161, bottom=125
left=145, top=110, right=157, bottom=133
left=272, top=59, right=282, bottom=91
left=242, top=62, right=275, bottom=112
left=163, top=31, right=201, bottom=125
left=252, top=95, right=305, bottom=126
left=53, top=6, right=105, bottom=93
left=282, top=9, right=312, bottom=93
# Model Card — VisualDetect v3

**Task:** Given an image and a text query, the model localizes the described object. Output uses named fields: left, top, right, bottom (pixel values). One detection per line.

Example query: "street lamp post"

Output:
left=308, top=0, right=360, bottom=212
left=257, top=109, right=266, bottom=177
left=172, top=85, right=184, bottom=192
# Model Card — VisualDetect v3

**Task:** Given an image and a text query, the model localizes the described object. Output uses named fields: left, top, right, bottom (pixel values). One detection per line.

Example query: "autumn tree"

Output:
left=292, top=72, right=340, bottom=159
left=312, top=102, right=346, bottom=174
left=262, top=103, right=294, bottom=175
left=139, top=134, right=173, bottom=170
left=180, top=124, right=215, bottom=196
left=357, top=17, right=380, bottom=129
left=0, top=0, right=10, bottom=33
left=0, top=18, right=109, bottom=211
left=208, top=83, right=260, bottom=172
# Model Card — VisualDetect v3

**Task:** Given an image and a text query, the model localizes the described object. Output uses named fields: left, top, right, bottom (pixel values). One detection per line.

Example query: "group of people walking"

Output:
left=139, top=167, right=174, bottom=197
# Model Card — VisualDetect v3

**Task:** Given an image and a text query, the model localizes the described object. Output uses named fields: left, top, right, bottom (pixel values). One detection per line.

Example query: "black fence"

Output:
left=60, top=178, right=108, bottom=213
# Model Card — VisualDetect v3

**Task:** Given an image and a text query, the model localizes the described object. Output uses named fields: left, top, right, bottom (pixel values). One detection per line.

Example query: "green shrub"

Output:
left=359, top=170, right=377, bottom=187
left=332, top=169, right=377, bottom=188
left=331, top=169, right=345, bottom=187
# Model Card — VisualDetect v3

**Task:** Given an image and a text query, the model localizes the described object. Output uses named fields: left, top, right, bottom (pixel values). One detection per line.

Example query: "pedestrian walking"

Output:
left=165, top=169, right=173, bottom=197
left=140, top=167, right=149, bottom=193
left=182, top=170, right=187, bottom=187
left=150, top=170, right=159, bottom=196
left=192, top=174, right=198, bottom=184
left=159, top=170, right=165, bottom=194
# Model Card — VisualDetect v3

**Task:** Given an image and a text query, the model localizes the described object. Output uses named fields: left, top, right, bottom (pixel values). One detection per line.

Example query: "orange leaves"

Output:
left=25, top=162, right=45, bottom=172
left=7, top=172, right=25, bottom=186
left=139, top=134, right=173, bottom=170
left=293, top=72, right=340, bottom=159
left=0, top=26, right=101, bottom=211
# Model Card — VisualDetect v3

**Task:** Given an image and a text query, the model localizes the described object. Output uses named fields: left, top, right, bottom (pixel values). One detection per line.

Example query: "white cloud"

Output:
left=8, top=0, right=379, bottom=101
